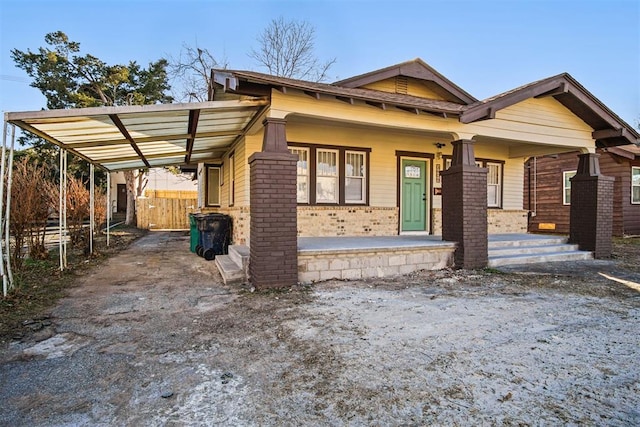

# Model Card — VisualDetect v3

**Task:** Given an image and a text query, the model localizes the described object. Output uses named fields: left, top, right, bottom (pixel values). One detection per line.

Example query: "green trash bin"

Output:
left=189, top=213, right=203, bottom=253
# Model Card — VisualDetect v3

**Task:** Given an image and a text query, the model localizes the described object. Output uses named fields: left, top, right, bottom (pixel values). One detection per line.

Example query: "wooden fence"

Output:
left=136, top=197, right=197, bottom=230
left=144, top=189, right=198, bottom=200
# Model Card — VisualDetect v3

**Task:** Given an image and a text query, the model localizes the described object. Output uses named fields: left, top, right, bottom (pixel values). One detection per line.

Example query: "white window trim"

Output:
left=563, top=170, right=576, bottom=205
left=632, top=166, right=640, bottom=204
left=486, top=162, right=502, bottom=208
left=290, top=147, right=310, bottom=204
left=316, top=148, right=339, bottom=204
left=345, top=150, right=366, bottom=204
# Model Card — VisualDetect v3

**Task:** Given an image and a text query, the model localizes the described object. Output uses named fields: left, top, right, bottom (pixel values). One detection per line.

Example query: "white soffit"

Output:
left=6, top=99, right=268, bottom=171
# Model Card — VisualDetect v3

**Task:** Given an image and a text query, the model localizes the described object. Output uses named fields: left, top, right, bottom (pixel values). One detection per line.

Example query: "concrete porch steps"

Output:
left=215, top=244, right=249, bottom=285
left=488, top=236, right=592, bottom=267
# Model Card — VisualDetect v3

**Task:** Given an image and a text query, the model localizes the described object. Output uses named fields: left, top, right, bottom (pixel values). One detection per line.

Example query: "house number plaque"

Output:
left=404, top=165, right=421, bottom=179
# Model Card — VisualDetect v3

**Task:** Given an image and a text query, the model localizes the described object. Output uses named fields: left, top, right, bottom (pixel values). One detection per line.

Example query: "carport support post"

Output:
left=441, top=139, right=488, bottom=269
left=569, top=153, right=614, bottom=258
left=248, top=117, right=298, bottom=289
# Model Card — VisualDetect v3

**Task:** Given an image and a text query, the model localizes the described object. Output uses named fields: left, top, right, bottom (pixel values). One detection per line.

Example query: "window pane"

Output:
left=487, top=185, right=498, bottom=206
left=487, top=164, right=499, bottom=185
left=297, top=176, right=308, bottom=203
left=346, top=152, right=364, bottom=177
left=317, top=150, right=337, bottom=176
left=317, top=176, right=337, bottom=202
left=633, top=168, right=640, bottom=185
left=345, top=177, right=363, bottom=201
left=633, top=186, right=640, bottom=204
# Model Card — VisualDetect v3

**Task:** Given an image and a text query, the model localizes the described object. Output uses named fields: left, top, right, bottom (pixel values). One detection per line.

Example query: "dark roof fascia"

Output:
left=333, top=58, right=478, bottom=105
left=460, top=73, right=640, bottom=146
left=603, top=145, right=640, bottom=160
left=212, top=69, right=466, bottom=117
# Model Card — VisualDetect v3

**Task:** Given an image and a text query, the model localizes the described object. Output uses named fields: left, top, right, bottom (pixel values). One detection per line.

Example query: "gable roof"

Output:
left=212, top=69, right=466, bottom=117
left=333, top=58, right=478, bottom=105
left=461, top=73, right=639, bottom=146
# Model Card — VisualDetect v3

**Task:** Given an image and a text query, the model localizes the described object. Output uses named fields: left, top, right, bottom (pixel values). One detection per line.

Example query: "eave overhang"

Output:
left=212, top=69, right=466, bottom=118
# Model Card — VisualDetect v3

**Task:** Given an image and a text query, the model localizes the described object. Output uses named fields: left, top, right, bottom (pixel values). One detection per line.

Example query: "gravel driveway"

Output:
left=1, top=231, right=639, bottom=426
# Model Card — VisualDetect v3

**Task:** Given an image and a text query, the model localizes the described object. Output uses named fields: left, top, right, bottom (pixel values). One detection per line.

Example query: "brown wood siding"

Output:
left=524, top=152, right=579, bottom=234
left=524, top=150, right=640, bottom=237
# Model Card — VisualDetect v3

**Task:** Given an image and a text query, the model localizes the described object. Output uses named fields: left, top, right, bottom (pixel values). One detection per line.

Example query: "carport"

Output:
left=2, top=98, right=269, bottom=295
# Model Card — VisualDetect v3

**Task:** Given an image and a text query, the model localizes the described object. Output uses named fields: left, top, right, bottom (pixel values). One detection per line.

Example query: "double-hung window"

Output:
left=316, top=149, right=339, bottom=203
left=289, top=144, right=369, bottom=205
left=486, top=162, right=502, bottom=208
left=345, top=151, right=366, bottom=203
left=632, top=167, right=640, bottom=204
left=563, top=170, right=576, bottom=205
left=205, top=164, right=221, bottom=207
left=443, top=157, right=503, bottom=208
left=290, top=147, right=310, bottom=203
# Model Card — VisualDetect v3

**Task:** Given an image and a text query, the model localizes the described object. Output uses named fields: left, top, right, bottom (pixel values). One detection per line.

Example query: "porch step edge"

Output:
left=215, top=254, right=246, bottom=285
left=489, top=243, right=580, bottom=257
left=228, top=244, right=250, bottom=272
left=488, top=250, right=593, bottom=267
left=488, top=237, right=568, bottom=248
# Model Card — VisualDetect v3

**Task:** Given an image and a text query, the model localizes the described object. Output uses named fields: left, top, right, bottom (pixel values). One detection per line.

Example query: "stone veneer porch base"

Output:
left=297, top=237, right=456, bottom=283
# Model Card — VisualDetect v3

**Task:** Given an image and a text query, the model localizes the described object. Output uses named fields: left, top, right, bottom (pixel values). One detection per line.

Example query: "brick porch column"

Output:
left=569, top=153, right=614, bottom=258
left=248, top=118, right=298, bottom=289
left=441, top=139, right=488, bottom=269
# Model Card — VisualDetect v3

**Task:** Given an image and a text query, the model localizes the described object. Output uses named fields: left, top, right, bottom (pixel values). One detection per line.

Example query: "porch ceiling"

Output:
left=6, top=98, right=269, bottom=171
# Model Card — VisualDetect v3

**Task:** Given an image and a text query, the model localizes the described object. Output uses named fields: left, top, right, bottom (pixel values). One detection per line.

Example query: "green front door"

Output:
left=401, top=159, right=427, bottom=232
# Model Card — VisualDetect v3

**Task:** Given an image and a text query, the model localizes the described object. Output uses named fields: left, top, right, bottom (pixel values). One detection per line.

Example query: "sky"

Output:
left=1, top=0, right=638, bottom=127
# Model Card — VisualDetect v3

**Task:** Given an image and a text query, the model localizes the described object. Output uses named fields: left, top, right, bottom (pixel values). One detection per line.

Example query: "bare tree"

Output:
left=168, top=42, right=227, bottom=102
left=249, top=17, right=336, bottom=82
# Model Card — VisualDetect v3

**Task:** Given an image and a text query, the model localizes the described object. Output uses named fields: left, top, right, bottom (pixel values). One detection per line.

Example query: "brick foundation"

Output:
left=569, top=153, right=614, bottom=258
left=248, top=118, right=298, bottom=289
left=441, top=139, right=488, bottom=269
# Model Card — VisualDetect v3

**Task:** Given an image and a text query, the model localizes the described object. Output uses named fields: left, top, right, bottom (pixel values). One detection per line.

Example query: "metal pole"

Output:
left=5, top=124, right=16, bottom=289
left=63, top=150, right=67, bottom=268
left=90, top=163, right=94, bottom=255
left=0, top=121, right=7, bottom=296
left=59, top=147, right=64, bottom=271
left=106, top=171, right=110, bottom=246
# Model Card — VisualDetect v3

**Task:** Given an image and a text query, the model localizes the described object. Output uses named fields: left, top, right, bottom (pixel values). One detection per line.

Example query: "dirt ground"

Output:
left=0, top=232, right=638, bottom=426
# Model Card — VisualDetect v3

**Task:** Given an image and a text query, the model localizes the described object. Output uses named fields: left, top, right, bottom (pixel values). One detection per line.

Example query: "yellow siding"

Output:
left=270, top=89, right=597, bottom=151
left=362, top=77, right=449, bottom=101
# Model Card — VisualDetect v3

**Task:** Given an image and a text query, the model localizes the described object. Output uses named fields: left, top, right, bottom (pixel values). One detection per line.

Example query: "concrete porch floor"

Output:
left=298, top=233, right=562, bottom=252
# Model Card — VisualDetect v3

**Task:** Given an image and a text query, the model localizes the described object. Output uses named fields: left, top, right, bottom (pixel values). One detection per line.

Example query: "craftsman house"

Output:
left=7, top=58, right=639, bottom=289
left=198, top=59, right=639, bottom=286
left=525, top=145, right=640, bottom=236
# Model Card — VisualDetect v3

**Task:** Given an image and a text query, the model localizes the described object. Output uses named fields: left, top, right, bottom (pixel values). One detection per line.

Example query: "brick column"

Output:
left=569, top=153, right=614, bottom=258
left=248, top=118, right=298, bottom=289
left=441, top=139, right=488, bottom=269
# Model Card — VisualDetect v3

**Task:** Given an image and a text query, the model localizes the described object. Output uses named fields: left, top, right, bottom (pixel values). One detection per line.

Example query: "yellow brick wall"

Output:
left=431, top=208, right=528, bottom=234
left=297, top=206, right=398, bottom=237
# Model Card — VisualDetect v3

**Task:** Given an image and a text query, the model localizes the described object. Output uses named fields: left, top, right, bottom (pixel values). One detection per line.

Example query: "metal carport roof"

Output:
left=5, top=98, right=269, bottom=171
